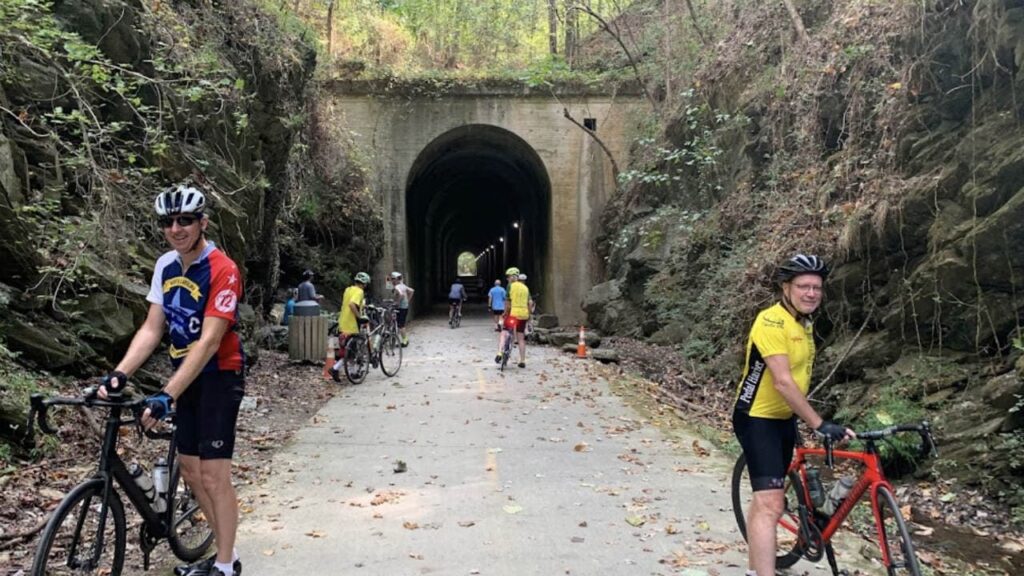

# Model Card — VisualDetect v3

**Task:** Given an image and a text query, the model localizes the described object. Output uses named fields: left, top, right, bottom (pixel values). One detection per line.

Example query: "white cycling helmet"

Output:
left=155, top=185, right=206, bottom=216
left=390, top=271, right=402, bottom=279
left=519, top=273, right=527, bottom=281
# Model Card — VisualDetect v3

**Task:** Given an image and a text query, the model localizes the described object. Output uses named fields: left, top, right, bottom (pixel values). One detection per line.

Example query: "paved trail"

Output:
left=238, top=310, right=750, bottom=575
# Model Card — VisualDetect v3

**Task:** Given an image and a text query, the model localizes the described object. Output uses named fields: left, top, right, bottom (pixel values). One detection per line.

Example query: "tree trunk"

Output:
left=564, top=0, right=577, bottom=66
left=326, top=0, right=335, bottom=56
left=682, top=0, right=709, bottom=46
left=780, top=0, right=810, bottom=43
left=548, top=0, right=559, bottom=55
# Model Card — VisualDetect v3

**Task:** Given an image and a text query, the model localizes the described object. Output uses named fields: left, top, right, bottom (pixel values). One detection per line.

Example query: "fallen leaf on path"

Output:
left=691, top=440, right=710, bottom=458
left=262, top=549, right=275, bottom=556
left=503, top=504, right=523, bottom=514
left=574, top=442, right=589, bottom=452
left=304, top=530, right=326, bottom=538
left=403, top=521, right=419, bottom=530
left=626, top=515, right=645, bottom=527
left=458, top=520, right=476, bottom=527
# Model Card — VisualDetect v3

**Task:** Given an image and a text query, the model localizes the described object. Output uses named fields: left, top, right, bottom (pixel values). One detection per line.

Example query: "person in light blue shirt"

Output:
left=282, top=288, right=297, bottom=326
left=487, top=279, right=507, bottom=332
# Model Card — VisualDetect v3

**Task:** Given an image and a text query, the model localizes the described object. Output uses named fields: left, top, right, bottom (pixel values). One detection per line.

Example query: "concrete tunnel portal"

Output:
left=405, top=125, right=551, bottom=311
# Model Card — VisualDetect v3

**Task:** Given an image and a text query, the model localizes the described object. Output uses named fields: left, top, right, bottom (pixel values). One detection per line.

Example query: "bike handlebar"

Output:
left=27, top=392, right=174, bottom=442
left=823, top=421, right=936, bottom=467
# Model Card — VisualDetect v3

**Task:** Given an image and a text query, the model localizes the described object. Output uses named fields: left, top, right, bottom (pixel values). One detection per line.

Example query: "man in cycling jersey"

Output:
left=330, top=272, right=371, bottom=379
left=97, top=184, right=244, bottom=576
left=495, top=267, right=532, bottom=368
left=390, top=271, right=414, bottom=346
left=733, top=254, right=854, bottom=576
left=448, top=277, right=466, bottom=324
left=487, top=279, right=507, bottom=332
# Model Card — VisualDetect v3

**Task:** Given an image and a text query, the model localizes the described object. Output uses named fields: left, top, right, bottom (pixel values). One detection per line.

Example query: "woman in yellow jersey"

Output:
left=733, top=254, right=854, bottom=576
left=329, top=272, right=370, bottom=380
left=496, top=267, right=532, bottom=368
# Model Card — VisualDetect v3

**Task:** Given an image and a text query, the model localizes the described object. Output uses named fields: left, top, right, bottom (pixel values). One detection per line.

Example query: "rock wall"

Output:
left=0, top=0, right=318, bottom=374
left=590, top=0, right=1024, bottom=506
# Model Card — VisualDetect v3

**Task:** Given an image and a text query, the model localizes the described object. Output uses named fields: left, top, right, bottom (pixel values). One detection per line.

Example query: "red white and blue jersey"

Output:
left=147, top=243, right=244, bottom=372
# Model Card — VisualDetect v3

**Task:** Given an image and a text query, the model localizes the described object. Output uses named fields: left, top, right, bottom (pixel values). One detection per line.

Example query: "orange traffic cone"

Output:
left=576, top=325, right=588, bottom=358
left=323, top=340, right=335, bottom=380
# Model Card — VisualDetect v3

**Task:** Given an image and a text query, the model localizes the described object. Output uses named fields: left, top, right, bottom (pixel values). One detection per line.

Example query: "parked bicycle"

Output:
left=27, top=390, right=212, bottom=575
left=731, top=422, right=937, bottom=576
left=343, top=303, right=402, bottom=384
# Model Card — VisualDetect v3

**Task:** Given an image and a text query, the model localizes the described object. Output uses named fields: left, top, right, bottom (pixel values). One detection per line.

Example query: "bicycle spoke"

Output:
left=32, top=481, right=125, bottom=575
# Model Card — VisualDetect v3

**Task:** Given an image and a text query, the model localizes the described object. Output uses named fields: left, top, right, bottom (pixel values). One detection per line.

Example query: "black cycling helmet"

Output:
left=775, top=254, right=829, bottom=283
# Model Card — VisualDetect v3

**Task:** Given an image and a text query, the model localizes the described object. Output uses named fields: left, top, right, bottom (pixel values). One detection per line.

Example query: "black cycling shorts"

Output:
left=732, top=411, right=797, bottom=492
left=491, top=308, right=504, bottom=316
left=176, top=370, right=245, bottom=460
left=449, top=299, right=462, bottom=307
left=396, top=308, right=409, bottom=328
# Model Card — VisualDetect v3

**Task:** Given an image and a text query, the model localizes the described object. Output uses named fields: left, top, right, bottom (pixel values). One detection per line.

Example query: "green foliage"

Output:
left=619, top=90, right=748, bottom=200
left=836, top=381, right=927, bottom=470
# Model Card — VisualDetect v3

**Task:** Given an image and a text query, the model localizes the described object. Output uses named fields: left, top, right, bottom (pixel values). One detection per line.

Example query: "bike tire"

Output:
left=730, top=454, right=804, bottom=569
left=499, top=332, right=512, bottom=372
left=380, top=333, right=403, bottom=377
left=874, top=485, right=923, bottom=575
left=32, top=478, right=126, bottom=576
left=344, top=336, right=369, bottom=385
left=166, top=460, right=213, bottom=561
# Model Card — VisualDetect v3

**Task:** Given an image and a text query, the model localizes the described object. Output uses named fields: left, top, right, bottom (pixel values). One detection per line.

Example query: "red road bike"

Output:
left=731, top=422, right=937, bottom=575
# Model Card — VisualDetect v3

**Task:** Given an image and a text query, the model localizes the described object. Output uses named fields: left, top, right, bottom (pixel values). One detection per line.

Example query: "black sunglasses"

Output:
left=157, top=214, right=202, bottom=228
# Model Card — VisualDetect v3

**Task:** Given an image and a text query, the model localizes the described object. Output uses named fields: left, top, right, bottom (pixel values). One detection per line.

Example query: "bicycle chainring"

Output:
left=801, top=520, right=825, bottom=562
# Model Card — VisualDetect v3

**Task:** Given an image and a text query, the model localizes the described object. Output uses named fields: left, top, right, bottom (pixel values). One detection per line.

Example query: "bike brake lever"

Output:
left=824, top=438, right=835, bottom=468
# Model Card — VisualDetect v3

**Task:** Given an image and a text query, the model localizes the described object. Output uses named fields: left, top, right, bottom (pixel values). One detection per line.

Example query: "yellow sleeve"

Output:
left=751, top=313, right=789, bottom=357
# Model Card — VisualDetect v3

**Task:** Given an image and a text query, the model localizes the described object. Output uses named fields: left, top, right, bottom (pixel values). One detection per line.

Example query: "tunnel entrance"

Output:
left=405, top=125, right=551, bottom=309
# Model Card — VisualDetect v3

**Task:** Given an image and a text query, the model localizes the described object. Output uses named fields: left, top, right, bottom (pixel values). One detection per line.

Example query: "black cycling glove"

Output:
left=101, top=371, right=129, bottom=400
left=144, top=391, right=174, bottom=421
left=816, top=420, right=848, bottom=441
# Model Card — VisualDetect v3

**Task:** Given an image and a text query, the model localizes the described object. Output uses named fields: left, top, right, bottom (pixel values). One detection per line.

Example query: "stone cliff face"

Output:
left=0, top=0, right=317, bottom=375
left=590, top=1, right=1024, bottom=510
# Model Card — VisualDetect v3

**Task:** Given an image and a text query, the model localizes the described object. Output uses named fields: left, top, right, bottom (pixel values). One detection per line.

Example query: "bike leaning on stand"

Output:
left=27, top=389, right=212, bottom=575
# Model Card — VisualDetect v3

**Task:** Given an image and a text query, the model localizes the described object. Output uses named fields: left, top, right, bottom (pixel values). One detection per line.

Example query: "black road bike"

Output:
left=27, top=392, right=212, bottom=575
left=343, top=303, right=403, bottom=384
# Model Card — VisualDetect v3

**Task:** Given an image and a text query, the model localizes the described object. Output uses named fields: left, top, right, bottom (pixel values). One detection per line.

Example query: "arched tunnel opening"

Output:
left=405, top=125, right=551, bottom=313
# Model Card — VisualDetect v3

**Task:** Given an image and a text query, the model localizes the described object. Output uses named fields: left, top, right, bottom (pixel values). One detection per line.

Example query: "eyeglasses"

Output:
left=157, top=214, right=201, bottom=229
left=792, top=283, right=824, bottom=293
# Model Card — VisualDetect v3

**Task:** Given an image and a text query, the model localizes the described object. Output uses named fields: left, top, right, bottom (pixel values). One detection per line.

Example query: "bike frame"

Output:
left=788, top=444, right=897, bottom=566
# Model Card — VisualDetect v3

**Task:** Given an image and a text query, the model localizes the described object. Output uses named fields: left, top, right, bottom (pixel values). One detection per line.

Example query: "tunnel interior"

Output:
left=405, top=125, right=551, bottom=310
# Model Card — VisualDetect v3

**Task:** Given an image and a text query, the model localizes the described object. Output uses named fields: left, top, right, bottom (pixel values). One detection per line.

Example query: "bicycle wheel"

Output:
left=344, top=336, right=369, bottom=385
left=499, top=333, right=512, bottom=372
left=454, top=311, right=461, bottom=328
left=379, top=333, right=403, bottom=376
left=730, top=454, right=805, bottom=569
left=166, top=460, right=213, bottom=561
left=874, top=485, right=922, bottom=575
left=31, top=478, right=126, bottom=576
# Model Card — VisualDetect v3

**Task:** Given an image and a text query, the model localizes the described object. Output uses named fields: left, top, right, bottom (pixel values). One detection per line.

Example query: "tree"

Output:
left=564, top=0, right=578, bottom=66
left=548, top=0, right=559, bottom=55
left=780, top=0, right=810, bottom=43
left=326, top=0, right=336, bottom=55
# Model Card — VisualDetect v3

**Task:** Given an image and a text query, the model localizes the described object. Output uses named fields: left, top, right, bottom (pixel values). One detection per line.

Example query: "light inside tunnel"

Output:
left=405, top=124, right=551, bottom=308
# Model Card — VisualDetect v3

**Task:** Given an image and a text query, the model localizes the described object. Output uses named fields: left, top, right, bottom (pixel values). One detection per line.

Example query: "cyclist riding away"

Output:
left=97, top=184, right=245, bottom=576
left=448, top=277, right=467, bottom=324
left=487, top=279, right=507, bottom=332
left=330, top=272, right=370, bottom=380
left=732, top=254, right=854, bottom=576
left=495, top=267, right=532, bottom=368
left=390, top=271, right=414, bottom=347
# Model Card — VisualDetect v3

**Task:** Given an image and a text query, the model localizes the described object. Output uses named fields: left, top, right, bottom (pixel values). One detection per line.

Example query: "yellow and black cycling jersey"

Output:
left=733, top=302, right=815, bottom=419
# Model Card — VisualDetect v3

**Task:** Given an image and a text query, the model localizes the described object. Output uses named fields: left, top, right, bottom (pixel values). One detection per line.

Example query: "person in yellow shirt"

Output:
left=495, top=267, right=532, bottom=368
left=733, top=255, right=854, bottom=576
left=330, top=272, right=370, bottom=380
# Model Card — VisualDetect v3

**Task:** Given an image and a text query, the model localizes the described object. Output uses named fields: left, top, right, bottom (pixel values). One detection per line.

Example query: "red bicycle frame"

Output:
left=788, top=445, right=897, bottom=565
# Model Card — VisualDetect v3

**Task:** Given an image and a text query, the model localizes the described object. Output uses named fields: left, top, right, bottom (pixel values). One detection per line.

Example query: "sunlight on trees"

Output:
left=457, top=252, right=478, bottom=276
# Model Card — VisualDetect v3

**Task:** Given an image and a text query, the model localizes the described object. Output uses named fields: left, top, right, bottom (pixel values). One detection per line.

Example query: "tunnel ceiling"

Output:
left=406, top=125, right=550, bottom=303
